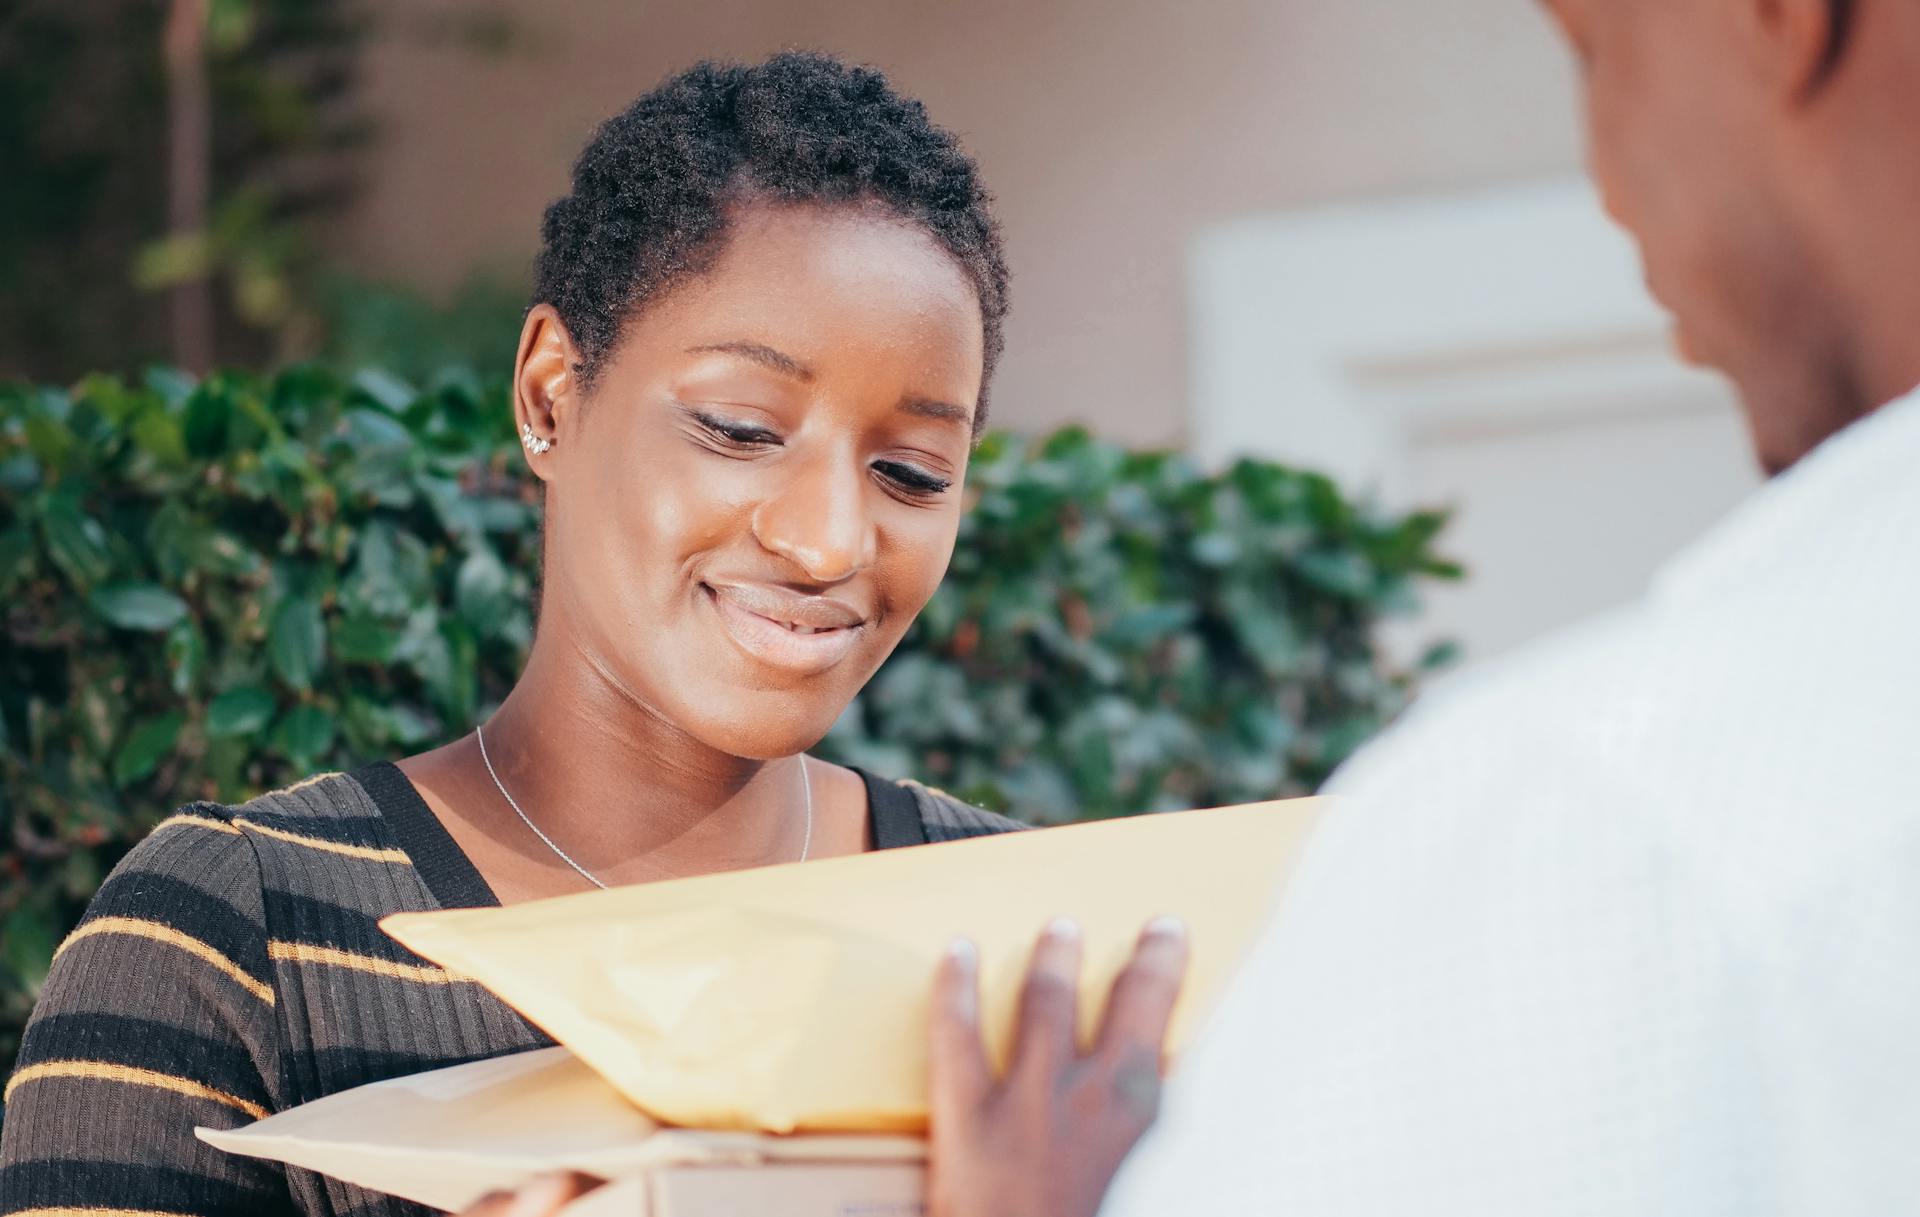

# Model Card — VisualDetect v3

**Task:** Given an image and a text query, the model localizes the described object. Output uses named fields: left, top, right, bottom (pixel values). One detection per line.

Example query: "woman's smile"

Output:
left=702, top=580, right=869, bottom=675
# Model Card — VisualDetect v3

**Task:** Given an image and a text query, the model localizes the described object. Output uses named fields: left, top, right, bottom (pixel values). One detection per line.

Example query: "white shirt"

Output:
left=1106, top=388, right=1920, bottom=1217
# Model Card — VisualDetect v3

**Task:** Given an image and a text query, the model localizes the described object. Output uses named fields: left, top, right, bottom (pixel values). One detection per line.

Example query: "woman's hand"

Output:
left=454, top=1172, right=602, bottom=1217
left=927, top=917, right=1190, bottom=1217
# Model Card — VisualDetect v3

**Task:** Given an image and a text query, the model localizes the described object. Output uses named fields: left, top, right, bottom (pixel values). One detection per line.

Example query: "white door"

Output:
left=1187, top=177, right=1760, bottom=662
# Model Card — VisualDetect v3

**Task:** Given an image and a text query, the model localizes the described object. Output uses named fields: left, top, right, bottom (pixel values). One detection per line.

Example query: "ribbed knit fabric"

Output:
left=0, top=764, right=1021, bottom=1217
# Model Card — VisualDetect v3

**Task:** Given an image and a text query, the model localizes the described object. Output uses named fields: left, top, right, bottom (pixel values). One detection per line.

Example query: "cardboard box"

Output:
left=196, top=1047, right=927, bottom=1214
left=562, top=1164, right=926, bottom=1217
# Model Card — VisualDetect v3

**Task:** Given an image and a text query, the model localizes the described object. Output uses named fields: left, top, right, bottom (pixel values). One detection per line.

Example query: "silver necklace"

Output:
left=474, top=722, right=813, bottom=890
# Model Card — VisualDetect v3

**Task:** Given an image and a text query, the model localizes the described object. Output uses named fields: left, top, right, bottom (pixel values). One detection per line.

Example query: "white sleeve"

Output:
left=1101, top=667, right=1920, bottom=1217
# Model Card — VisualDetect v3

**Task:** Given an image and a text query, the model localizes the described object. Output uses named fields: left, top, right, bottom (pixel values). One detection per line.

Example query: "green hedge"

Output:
left=0, top=365, right=1460, bottom=1071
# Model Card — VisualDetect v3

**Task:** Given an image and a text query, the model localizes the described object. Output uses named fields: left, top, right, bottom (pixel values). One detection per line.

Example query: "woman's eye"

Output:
left=874, top=459, right=952, bottom=497
left=694, top=411, right=781, bottom=448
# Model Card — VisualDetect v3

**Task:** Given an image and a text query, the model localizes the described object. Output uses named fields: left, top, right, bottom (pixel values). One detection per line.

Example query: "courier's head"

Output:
left=1541, top=0, right=1920, bottom=473
left=511, top=52, right=1008, bottom=760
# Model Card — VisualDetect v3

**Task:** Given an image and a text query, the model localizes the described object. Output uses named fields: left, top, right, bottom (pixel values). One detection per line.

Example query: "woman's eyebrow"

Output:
left=685, top=341, right=813, bottom=381
left=899, top=396, right=973, bottom=426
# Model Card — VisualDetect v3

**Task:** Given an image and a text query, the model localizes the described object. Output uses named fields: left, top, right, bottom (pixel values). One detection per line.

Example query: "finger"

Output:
left=928, top=937, right=993, bottom=1126
left=503, top=1173, right=603, bottom=1217
left=1010, top=917, right=1084, bottom=1079
left=460, top=1192, right=514, bottom=1217
left=1094, top=916, right=1190, bottom=1063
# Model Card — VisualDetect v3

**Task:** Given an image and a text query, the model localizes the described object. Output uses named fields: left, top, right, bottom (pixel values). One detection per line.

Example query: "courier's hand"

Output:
left=455, top=1172, right=602, bottom=1216
left=927, top=917, right=1189, bottom=1217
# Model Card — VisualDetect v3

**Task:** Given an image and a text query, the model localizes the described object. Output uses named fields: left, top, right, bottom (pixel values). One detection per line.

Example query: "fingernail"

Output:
left=1046, top=916, right=1082, bottom=941
left=946, top=936, right=978, bottom=967
left=1145, top=915, right=1187, bottom=940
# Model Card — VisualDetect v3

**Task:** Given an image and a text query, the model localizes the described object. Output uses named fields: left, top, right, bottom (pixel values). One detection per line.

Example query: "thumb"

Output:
left=504, top=1172, right=603, bottom=1217
left=928, top=937, right=993, bottom=1130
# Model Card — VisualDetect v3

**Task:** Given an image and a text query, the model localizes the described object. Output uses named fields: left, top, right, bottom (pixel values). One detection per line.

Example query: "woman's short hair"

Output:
left=533, top=51, right=1010, bottom=428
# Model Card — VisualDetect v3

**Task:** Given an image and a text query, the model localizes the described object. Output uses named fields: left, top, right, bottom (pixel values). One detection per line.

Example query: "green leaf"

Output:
left=1419, top=640, right=1463, bottom=672
left=207, top=686, right=277, bottom=738
left=23, top=414, right=75, bottom=470
left=165, top=620, right=206, bottom=696
left=130, top=407, right=189, bottom=465
left=182, top=386, right=233, bottom=458
left=2, top=906, right=60, bottom=995
left=386, top=704, right=439, bottom=746
left=268, top=594, right=327, bottom=691
left=1222, top=584, right=1304, bottom=678
left=0, top=451, right=39, bottom=494
left=89, top=583, right=191, bottom=632
left=454, top=546, right=512, bottom=636
left=345, top=695, right=437, bottom=750
left=75, top=684, right=116, bottom=753
left=339, top=445, right=415, bottom=507
left=352, top=368, right=420, bottom=413
left=436, top=618, right=480, bottom=725
left=0, top=523, right=36, bottom=599
left=1296, top=549, right=1374, bottom=599
left=114, top=712, right=184, bottom=786
left=274, top=704, right=337, bottom=766
left=197, top=529, right=264, bottom=578
left=332, top=611, right=402, bottom=665
left=1190, top=532, right=1241, bottom=567
left=143, top=365, right=198, bottom=407
left=39, top=498, right=113, bottom=589
left=346, top=522, right=433, bottom=616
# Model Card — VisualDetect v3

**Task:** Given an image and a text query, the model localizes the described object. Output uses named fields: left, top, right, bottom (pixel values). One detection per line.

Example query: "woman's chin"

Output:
left=673, top=699, right=846, bottom=763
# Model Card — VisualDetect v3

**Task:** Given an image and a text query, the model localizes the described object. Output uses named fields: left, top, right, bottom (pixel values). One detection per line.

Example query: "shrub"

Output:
left=825, top=428, right=1461, bottom=818
left=0, top=365, right=1459, bottom=1073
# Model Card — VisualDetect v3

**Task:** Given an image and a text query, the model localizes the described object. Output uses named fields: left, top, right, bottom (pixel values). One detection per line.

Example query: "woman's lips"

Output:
left=704, top=584, right=865, bottom=675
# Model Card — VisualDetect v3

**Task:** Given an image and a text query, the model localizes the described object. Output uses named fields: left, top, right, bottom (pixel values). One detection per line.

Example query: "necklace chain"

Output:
left=474, top=723, right=813, bottom=891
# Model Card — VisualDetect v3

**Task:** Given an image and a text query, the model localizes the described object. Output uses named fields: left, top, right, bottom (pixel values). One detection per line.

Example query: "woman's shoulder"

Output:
left=887, top=776, right=1029, bottom=843
left=175, top=768, right=409, bottom=858
left=102, top=769, right=399, bottom=906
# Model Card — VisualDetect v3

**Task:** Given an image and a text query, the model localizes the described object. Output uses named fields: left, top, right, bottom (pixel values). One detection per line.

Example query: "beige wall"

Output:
left=341, top=0, right=1586, bottom=446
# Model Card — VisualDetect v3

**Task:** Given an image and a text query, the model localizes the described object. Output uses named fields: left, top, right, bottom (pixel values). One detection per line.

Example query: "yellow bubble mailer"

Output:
left=381, top=798, right=1322, bottom=1135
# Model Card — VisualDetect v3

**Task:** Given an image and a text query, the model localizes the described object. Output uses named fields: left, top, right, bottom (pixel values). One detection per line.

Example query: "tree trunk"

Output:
left=162, top=0, right=213, bottom=373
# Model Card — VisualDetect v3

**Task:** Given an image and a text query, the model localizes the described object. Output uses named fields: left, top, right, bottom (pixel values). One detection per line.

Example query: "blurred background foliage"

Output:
left=0, top=0, right=530, bottom=382
left=0, top=0, right=1463, bottom=1083
left=0, top=365, right=1460, bottom=1071
left=828, top=429, right=1460, bottom=818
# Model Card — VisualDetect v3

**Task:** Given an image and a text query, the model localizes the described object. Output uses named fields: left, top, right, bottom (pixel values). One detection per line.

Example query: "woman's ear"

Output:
left=513, top=305, right=578, bottom=482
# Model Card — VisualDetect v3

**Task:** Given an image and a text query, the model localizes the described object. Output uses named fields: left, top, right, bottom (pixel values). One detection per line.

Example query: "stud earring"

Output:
left=521, top=422, right=554, bottom=455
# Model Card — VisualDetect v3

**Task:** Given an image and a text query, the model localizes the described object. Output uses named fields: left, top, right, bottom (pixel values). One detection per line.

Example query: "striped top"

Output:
left=0, top=764, right=1021, bottom=1217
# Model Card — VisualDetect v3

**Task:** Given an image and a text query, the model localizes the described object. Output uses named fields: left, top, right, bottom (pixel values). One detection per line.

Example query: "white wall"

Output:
left=1188, top=178, right=1762, bottom=658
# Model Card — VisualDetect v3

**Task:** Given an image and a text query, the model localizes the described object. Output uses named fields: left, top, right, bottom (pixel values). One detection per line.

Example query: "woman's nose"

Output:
left=750, top=456, right=877, bottom=584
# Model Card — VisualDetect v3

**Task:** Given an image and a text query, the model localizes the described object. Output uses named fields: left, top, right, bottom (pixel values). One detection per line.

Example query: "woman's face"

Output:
left=526, top=203, right=984, bottom=760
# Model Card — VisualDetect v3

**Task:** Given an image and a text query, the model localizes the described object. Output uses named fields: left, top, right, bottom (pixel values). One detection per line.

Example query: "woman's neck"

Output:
left=487, top=632, right=813, bottom=876
left=397, top=626, right=825, bottom=903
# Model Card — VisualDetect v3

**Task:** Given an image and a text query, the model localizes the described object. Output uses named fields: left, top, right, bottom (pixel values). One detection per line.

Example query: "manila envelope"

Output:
left=195, top=1045, right=925, bottom=1213
left=382, top=799, right=1322, bottom=1135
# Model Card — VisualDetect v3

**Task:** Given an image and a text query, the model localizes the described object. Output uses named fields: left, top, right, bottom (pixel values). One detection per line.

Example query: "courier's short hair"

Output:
left=532, top=51, right=1010, bottom=429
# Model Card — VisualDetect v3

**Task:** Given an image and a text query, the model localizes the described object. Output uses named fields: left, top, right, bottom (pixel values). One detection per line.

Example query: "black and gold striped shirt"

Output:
left=0, top=764, right=1020, bottom=1217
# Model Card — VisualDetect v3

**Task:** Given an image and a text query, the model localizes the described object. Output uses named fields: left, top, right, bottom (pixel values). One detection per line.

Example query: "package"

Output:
left=201, top=798, right=1324, bottom=1211
left=196, top=1046, right=925, bottom=1214
left=560, top=1165, right=925, bottom=1217
left=384, top=799, right=1322, bottom=1133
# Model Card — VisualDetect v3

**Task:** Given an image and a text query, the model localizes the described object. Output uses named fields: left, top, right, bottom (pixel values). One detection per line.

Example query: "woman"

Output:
left=0, top=52, right=1019, bottom=1217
